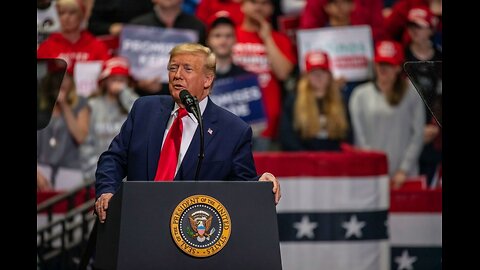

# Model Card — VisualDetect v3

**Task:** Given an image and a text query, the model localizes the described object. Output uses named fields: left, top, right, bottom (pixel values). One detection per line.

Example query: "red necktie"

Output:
left=154, top=108, right=188, bottom=181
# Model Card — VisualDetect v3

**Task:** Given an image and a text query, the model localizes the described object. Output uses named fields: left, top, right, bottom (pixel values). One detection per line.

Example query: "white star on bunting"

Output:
left=341, top=215, right=366, bottom=239
left=293, top=215, right=318, bottom=239
left=395, top=250, right=417, bottom=270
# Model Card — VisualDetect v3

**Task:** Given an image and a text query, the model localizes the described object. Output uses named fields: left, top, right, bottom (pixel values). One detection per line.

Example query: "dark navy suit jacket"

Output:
left=95, top=95, right=258, bottom=197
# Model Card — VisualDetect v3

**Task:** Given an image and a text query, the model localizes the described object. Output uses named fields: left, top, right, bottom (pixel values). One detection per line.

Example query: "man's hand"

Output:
left=259, top=172, right=281, bottom=205
left=95, top=193, right=114, bottom=223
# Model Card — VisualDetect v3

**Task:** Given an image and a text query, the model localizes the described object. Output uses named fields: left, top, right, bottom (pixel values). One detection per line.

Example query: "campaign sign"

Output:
left=74, top=60, right=103, bottom=97
left=297, top=25, right=374, bottom=81
left=119, top=25, right=198, bottom=82
left=210, top=74, right=266, bottom=133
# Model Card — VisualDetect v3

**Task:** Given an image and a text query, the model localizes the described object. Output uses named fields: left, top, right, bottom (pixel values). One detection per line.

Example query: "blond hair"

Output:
left=56, top=0, right=86, bottom=14
left=293, top=74, right=348, bottom=139
left=62, top=73, right=80, bottom=107
left=169, top=43, right=216, bottom=75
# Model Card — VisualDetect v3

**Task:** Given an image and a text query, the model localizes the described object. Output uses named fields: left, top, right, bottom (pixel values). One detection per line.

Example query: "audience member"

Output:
left=280, top=50, right=349, bottom=151
left=349, top=40, right=425, bottom=189
left=232, top=0, right=297, bottom=150
left=37, top=0, right=111, bottom=74
left=130, top=0, right=207, bottom=45
left=404, top=6, right=441, bottom=62
left=403, top=6, right=442, bottom=186
left=206, top=12, right=253, bottom=79
left=384, top=0, right=442, bottom=48
left=87, top=0, right=153, bottom=36
left=301, top=0, right=372, bottom=128
left=129, top=0, right=207, bottom=96
left=81, top=57, right=139, bottom=181
left=37, top=72, right=90, bottom=190
left=299, top=0, right=386, bottom=42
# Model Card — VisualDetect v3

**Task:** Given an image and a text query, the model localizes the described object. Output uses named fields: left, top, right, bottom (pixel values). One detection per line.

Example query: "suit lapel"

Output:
left=147, top=98, right=175, bottom=180
left=202, top=98, right=220, bottom=150
left=177, top=97, right=219, bottom=180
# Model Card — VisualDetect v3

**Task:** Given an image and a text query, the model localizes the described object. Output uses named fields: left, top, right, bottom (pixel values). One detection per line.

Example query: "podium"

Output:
left=94, top=181, right=282, bottom=270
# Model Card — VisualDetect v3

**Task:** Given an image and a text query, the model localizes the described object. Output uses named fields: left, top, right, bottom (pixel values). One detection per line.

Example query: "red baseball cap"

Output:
left=305, top=50, right=330, bottom=72
left=374, top=40, right=404, bottom=66
left=407, top=6, right=437, bottom=29
left=207, top=10, right=235, bottom=32
left=98, top=57, right=130, bottom=81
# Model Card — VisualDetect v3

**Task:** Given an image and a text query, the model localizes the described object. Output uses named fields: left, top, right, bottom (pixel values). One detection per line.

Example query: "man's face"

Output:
left=407, top=23, right=433, bottom=43
left=167, top=53, right=214, bottom=104
left=58, top=5, right=83, bottom=32
left=207, top=24, right=236, bottom=59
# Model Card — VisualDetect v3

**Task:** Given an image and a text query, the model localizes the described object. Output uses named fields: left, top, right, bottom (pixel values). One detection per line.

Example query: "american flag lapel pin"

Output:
left=207, top=128, right=213, bottom=135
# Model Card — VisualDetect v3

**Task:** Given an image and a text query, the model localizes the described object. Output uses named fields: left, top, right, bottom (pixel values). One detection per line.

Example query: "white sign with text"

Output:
left=297, top=25, right=374, bottom=81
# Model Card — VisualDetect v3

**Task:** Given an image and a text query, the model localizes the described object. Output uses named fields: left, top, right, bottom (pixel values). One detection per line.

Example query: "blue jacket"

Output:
left=95, top=95, right=258, bottom=197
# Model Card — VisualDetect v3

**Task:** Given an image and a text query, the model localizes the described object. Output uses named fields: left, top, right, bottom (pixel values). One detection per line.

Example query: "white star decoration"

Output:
left=395, top=250, right=417, bottom=270
left=293, top=215, right=318, bottom=239
left=341, top=215, right=366, bottom=238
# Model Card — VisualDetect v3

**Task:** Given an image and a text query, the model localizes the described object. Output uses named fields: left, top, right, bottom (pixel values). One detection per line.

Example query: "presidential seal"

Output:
left=170, top=195, right=231, bottom=257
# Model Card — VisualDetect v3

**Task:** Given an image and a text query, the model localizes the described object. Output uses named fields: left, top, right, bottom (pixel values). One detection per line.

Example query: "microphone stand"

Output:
left=193, top=97, right=204, bottom=181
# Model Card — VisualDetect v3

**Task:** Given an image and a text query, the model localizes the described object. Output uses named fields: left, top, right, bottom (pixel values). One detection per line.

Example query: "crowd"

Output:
left=37, top=0, right=442, bottom=191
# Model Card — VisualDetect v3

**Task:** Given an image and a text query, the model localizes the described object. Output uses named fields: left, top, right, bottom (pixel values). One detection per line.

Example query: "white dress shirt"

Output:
left=161, top=97, right=208, bottom=176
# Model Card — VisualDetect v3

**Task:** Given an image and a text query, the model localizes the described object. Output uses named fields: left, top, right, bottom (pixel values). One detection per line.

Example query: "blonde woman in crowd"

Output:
left=280, top=50, right=349, bottom=151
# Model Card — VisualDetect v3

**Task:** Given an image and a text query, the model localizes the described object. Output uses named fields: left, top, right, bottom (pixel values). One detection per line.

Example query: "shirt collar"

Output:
left=172, top=96, right=209, bottom=123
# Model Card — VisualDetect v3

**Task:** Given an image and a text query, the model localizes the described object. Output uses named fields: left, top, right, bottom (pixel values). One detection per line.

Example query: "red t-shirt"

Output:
left=233, top=27, right=297, bottom=139
left=37, top=30, right=111, bottom=73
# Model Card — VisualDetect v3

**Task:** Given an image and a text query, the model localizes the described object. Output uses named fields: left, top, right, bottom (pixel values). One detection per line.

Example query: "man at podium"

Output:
left=95, top=43, right=280, bottom=223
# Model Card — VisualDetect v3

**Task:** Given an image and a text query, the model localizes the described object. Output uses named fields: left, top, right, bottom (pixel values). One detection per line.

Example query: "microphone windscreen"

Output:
left=179, top=89, right=195, bottom=113
left=179, top=89, right=190, bottom=101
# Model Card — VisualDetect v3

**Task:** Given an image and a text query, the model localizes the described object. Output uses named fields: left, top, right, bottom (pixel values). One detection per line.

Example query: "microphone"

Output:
left=179, top=89, right=204, bottom=181
left=179, top=89, right=196, bottom=114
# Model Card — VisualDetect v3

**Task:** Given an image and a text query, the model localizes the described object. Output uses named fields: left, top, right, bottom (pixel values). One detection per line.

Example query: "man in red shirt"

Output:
left=232, top=0, right=297, bottom=150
